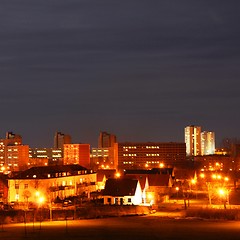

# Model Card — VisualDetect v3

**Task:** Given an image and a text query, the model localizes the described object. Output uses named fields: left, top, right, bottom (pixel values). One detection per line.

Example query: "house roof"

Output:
left=96, top=169, right=116, bottom=182
left=124, top=168, right=174, bottom=177
left=174, top=169, right=196, bottom=180
left=123, top=171, right=172, bottom=188
left=147, top=174, right=171, bottom=187
left=123, top=174, right=147, bottom=190
left=9, top=164, right=91, bottom=179
left=103, top=178, right=138, bottom=197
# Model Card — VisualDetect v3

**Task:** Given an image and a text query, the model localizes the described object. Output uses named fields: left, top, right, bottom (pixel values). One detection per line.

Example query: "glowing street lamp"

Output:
left=191, top=179, right=196, bottom=185
left=218, top=188, right=228, bottom=209
left=176, top=187, right=179, bottom=202
left=115, top=172, right=121, bottom=178
left=200, top=173, right=205, bottom=179
left=218, top=188, right=225, bottom=196
left=35, top=191, right=45, bottom=230
left=38, top=197, right=45, bottom=205
left=224, top=177, right=229, bottom=182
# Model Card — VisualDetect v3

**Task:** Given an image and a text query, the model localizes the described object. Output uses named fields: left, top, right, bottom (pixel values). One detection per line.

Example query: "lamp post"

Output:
left=36, top=192, right=45, bottom=230
left=176, top=187, right=179, bottom=202
left=219, top=188, right=226, bottom=209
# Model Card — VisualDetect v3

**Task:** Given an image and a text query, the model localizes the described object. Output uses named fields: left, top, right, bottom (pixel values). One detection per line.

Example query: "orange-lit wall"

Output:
left=64, top=144, right=90, bottom=168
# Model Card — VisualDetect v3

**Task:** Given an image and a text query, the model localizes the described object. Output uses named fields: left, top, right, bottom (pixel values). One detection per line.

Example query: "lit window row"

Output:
left=146, top=154, right=160, bottom=156
left=146, top=161, right=160, bottom=164
left=123, top=146, right=137, bottom=149
left=52, top=150, right=62, bottom=153
left=123, top=154, right=137, bottom=157
left=146, top=146, right=159, bottom=149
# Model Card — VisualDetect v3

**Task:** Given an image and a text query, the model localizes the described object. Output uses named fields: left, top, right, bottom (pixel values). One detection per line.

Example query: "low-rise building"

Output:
left=7, top=165, right=96, bottom=205
left=103, top=178, right=142, bottom=205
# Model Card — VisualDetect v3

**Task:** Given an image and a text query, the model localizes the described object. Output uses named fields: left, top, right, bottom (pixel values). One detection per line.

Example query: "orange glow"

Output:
left=200, top=173, right=205, bottom=179
left=115, top=172, right=121, bottom=178
left=38, top=196, right=45, bottom=204
left=176, top=187, right=179, bottom=191
left=212, top=174, right=217, bottom=179
left=159, top=163, right=164, bottom=168
left=191, top=179, right=196, bottom=184
left=218, top=188, right=226, bottom=196
left=224, top=177, right=229, bottom=182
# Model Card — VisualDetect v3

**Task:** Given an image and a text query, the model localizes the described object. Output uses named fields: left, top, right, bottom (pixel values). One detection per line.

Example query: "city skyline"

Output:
left=0, top=126, right=220, bottom=150
left=1, top=1, right=240, bottom=148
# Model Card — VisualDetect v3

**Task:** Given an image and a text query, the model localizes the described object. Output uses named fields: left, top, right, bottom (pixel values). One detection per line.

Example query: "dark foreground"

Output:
left=1, top=214, right=240, bottom=240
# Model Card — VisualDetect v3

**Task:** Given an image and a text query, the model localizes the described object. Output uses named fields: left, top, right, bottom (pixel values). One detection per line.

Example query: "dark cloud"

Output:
left=0, top=0, right=240, bottom=147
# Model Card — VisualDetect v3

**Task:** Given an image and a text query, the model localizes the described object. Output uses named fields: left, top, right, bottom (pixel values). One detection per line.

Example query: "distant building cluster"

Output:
left=0, top=126, right=240, bottom=208
left=0, top=127, right=239, bottom=174
left=185, top=125, right=215, bottom=156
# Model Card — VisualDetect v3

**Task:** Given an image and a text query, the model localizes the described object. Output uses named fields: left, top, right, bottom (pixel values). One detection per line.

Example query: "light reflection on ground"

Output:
left=1, top=215, right=240, bottom=240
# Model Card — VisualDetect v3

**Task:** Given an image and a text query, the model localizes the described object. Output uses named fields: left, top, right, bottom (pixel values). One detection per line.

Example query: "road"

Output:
left=1, top=214, right=240, bottom=240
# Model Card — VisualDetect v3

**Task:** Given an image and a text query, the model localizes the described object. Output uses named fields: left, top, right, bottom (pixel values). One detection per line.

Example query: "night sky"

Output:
left=1, top=0, right=240, bottom=148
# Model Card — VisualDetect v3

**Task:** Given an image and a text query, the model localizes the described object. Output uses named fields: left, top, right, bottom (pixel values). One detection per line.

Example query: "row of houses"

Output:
left=0, top=165, right=177, bottom=207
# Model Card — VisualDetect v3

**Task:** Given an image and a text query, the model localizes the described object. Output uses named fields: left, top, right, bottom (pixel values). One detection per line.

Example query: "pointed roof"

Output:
left=103, top=178, right=139, bottom=196
left=124, top=167, right=174, bottom=177
left=123, top=174, right=147, bottom=190
left=96, top=169, right=116, bottom=182
left=147, top=174, right=171, bottom=187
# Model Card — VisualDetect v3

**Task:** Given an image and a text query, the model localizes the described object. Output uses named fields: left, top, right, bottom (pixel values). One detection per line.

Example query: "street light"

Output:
left=218, top=188, right=229, bottom=209
left=36, top=192, right=45, bottom=230
left=115, top=172, right=121, bottom=178
left=176, top=187, right=179, bottom=202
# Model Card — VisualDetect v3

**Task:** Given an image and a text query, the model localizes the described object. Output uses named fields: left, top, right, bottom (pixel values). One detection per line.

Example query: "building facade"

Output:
left=91, top=147, right=116, bottom=170
left=115, top=142, right=186, bottom=170
left=185, top=125, right=202, bottom=156
left=6, top=145, right=29, bottom=171
left=29, top=148, right=63, bottom=167
left=7, top=165, right=96, bottom=204
left=201, top=131, right=215, bottom=155
left=98, top=131, right=116, bottom=148
left=63, top=144, right=90, bottom=168
left=0, top=132, right=22, bottom=169
left=54, top=132, right=71, bottom=149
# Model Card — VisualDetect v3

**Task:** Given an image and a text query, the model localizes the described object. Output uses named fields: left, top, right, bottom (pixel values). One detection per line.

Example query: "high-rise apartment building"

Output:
left=63, top=144, right=90, bottom=168
left=29, top=148, right=63, bottom=167
left=98, top=131, right=116, bottom=148
left=115, top=142, right=186, bottom=170
left=0, top=132, right=23, bottom=168
left=54, top=132, right=71, bottom=149
left=201, top=131, right=215, bottom=155
left=185, top=126, right=202, bottom=156
left=91, top=147, right=116, bottom=171
left=185, top=126, right=216, bottom=156
left=6, top=145, right=29, bottom=171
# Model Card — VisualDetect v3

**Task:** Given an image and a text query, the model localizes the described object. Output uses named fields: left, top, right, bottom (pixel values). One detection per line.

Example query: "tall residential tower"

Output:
left=185, top=126, right=215, bottom=156
left=185, top=125, right=202, bottom=156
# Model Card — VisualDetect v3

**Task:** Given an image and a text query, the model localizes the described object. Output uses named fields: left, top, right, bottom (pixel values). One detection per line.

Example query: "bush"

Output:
left=186, top=208, right=240, bottom=220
